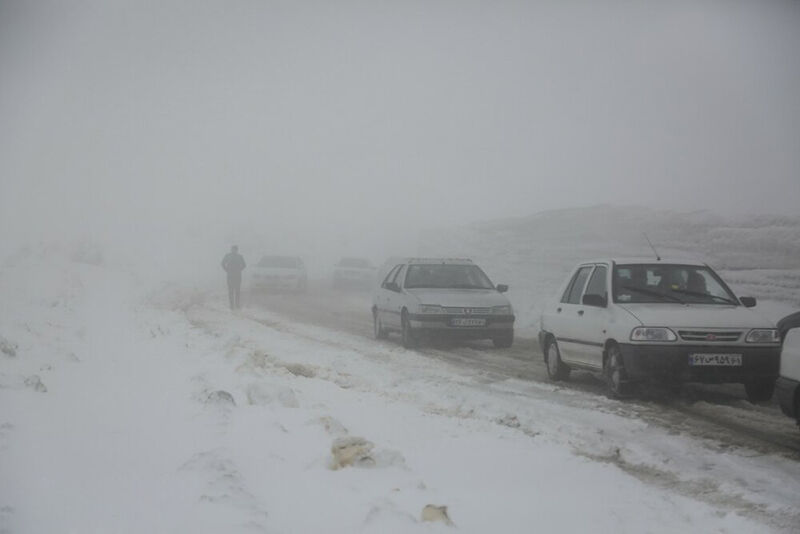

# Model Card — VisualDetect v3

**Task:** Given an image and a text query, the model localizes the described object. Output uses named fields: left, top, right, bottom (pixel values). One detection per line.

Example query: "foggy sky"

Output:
left=1, top=0, right=799, bottom=257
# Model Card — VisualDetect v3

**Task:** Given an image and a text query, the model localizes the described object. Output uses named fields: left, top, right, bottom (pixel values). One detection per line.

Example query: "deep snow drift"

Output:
left=2, top=241, right=799, bottom=533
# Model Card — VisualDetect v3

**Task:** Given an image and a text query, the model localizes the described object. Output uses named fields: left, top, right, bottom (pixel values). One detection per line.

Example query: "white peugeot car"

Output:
left=538, top=258, right=780, bottom=401
left=250, top=255, right=307, bottom=292
left=372, top=258, right=515, bottom=348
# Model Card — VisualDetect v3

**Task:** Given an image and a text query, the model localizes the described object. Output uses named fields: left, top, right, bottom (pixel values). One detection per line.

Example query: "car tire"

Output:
left=604, top=344, right=633, bottom=398
left=373, top=309, right=388, bottom=340
left=744, top=379, right=775, bottom=403
left=401, top=312, right=418, bottom=349
left=492, top=331, right=514, bottom=349
left=545, top=338, right=570, bottom=381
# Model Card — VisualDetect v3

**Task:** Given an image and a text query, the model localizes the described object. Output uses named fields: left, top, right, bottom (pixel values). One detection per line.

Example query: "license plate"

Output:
left=451, top=318, right=486, bottom=327
left=688, top=353, right=743, bottom=366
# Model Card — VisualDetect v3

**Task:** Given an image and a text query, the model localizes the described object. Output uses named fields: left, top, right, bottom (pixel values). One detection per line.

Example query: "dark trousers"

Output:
left=227, top=275, right=242, bottom=309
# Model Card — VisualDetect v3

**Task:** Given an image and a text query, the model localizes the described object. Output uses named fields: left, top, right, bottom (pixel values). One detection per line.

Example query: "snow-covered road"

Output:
left=2, top=258, right=799, bottom=533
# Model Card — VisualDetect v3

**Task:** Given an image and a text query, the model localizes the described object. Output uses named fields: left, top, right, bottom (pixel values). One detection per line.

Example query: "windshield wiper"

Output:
left=668, top=288, right=737, bottom=305
left=447, top=284, right=489, bottom=289
left=619, top=285, right=685, bottom=304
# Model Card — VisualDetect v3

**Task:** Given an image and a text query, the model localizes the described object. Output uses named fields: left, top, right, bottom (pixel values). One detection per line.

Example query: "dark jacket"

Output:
left=221, top=252, right=246, bottom=278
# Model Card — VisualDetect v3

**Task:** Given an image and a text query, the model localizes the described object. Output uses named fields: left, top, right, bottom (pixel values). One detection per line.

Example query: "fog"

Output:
left=1, top=0, right=799, bottom=269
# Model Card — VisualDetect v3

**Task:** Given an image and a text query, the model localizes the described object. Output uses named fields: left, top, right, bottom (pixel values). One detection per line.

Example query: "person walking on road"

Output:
left=221, top=245, right=246, bottom=309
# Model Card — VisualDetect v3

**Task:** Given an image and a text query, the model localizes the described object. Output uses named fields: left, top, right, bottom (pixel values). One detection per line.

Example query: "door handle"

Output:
left=556, top=307, right=562, bottom=313
left=577, top=310, right=584, bottom=316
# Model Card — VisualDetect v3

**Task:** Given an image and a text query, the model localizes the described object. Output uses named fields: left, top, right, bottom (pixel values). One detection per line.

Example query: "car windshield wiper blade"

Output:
left=668, top=288, right=737, bottom=305
left=447, top=284, right=489, bottom=289
left=620, top=284, right=685, bottom=304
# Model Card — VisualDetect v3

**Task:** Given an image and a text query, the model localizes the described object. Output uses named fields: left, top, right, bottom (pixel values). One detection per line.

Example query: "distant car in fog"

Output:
left=251, top=255, right=307, bottom=292
left=333, top=257, right=375, bottom=289
left=777, top=326, right=800, bottom=430
left=538, top=258, right=780, bottom=401
left=372, top=258, right=515, bottom=349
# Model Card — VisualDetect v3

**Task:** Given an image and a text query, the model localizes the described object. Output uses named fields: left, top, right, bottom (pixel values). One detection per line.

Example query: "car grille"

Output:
left=443, top=307, right=491, bottom=315
left=678, top=330, right=743, bottom=342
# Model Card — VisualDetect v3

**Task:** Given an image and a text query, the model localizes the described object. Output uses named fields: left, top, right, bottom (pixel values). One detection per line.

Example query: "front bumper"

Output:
left=408, top=314, right=514, bottom=339
left=618, top=343, right=780, bottom=384
left=776, top=376, right=799, bottom=419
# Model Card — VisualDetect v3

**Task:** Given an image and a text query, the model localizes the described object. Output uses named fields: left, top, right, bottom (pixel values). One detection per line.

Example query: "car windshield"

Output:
left=613, top=264, right=738, bottom=305
left=258, top=256, right=299, bottom=268
left=339, top=258, right=371, bottom=268
left=404, top=264, right=494, bottom=290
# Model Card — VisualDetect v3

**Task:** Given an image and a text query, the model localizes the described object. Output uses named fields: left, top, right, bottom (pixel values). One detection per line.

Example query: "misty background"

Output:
left=1, top=0, right=799, bottom=276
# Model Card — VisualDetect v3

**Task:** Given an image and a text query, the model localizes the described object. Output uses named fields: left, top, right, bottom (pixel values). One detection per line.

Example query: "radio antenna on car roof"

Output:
left=643, top=233, right=661, bottom=261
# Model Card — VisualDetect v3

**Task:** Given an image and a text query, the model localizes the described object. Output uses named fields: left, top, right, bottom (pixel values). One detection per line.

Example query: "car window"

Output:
left=584, top=266, right=608, bottom=298
left=382, top=265, right=401, bottom=287
left=392, top=265, right=407, bottom=287
left=403, top=264, right=494, bottom=289
left=565, top=266, right=593, bottom=304
left=613, top=264, right=738, bottom=304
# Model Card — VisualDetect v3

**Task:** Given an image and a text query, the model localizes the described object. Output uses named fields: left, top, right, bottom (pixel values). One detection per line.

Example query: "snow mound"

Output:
left=244, top=383, right=298, bottom=408
left=0, top=336, right=17, bottom=357
left=421, top=505, right=454, bottom=526
left=206, top=390, right=236, bottom=407
left=330, top=436, right=375, bottom=470
left=23, top=375, right=47, bottom=393
left=282, top=362, right=317, bottom=378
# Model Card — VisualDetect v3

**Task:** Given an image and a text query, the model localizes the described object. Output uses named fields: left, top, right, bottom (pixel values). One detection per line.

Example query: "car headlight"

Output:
left=419, top=304, right=444, bottom=314
left=630, top=327, right=677, bottom=342
left=745, top=329, right=780, bottom=343
left=492, top=305, right=513, bottom=315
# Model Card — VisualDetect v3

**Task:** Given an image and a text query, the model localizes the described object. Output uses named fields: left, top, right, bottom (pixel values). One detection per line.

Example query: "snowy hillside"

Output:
left=3, top=243, right=800, bottom=532
left=419, top=205, right=800, bottom=330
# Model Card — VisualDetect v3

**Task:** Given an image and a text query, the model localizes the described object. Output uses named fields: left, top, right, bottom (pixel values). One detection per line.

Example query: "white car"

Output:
left=333, top=257, right=375, bottom=289
left=777, top=325, right=800, bottom=430
left=372, top=258, right=515, bottom=348
left=538, top=258, right=780, bottom=400
left=250, top=255, right=307, bottom=292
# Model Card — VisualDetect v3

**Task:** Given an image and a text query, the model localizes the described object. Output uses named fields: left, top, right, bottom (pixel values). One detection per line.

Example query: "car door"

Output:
left=377, top=264, right=402, bottom=329
left=553, top=265, right=594, bottom=366
left=571, top=264, right=609, bottom=370
left=383, top=264, right=407, bottom=331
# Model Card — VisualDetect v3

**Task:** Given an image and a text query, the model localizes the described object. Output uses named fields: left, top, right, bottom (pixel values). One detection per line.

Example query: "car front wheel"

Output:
left=401, top=313, right=418, bottom=349
left=604, top=344, right=634, bottom=398
left=744, top=379, right=775, bottom=403
left=545, top=338, right=570, bottom=381
left=492, top=331, right=514, bottom=349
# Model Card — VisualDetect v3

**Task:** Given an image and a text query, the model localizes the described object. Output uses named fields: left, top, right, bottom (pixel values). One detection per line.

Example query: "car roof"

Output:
left=578, top=257, right=708, bottom=267
left=406, top=257, right=474, bottom=265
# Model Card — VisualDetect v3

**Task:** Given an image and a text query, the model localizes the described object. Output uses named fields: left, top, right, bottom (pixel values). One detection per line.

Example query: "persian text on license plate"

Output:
left=451, top=318, right=486, bottom=327
left=688, top=353, right=742, bottom=366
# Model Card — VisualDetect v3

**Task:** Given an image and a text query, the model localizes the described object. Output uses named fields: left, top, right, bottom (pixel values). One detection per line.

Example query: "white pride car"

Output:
left=372, top=258, right=515, bottom=349
left=538, top=258, right=781, bottom=401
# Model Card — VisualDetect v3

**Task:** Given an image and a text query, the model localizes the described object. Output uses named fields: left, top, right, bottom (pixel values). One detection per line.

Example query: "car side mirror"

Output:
left=582, top=294, right=607, bottom=308
left=496, top=284, right=509, bottom=293
left=383, top=281, right=400, bottom=292
left=740, top=296, right=757, bottom=308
